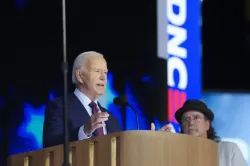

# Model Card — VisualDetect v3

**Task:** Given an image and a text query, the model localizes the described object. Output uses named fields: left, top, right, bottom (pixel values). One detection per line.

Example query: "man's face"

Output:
left=77, top=55, right=108, bottom=100
left=181, top=110, right=210, bottom=138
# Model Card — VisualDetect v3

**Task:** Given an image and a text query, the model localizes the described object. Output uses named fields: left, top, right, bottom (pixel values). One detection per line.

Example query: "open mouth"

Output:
left=96, top=84, right=104, bottom=87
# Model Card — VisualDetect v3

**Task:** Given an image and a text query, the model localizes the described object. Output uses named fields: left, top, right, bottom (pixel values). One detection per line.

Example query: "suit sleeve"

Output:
left=231, top=142, right=247, bottom=166
left=42, top=100, right=79, bottom=148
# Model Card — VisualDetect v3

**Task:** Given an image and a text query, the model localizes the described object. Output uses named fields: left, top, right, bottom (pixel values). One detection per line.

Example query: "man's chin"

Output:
left=187, top=130, right=199, bottom=136
left=95, top=91, right=105, bottom=96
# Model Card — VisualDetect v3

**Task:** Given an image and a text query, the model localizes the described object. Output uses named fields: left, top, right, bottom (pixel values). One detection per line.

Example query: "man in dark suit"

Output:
left=43, top=51, right=121, bottom=148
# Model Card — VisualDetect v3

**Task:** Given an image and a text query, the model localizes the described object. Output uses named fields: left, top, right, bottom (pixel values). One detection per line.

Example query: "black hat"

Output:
left=174, top=100, right=214, bottom=124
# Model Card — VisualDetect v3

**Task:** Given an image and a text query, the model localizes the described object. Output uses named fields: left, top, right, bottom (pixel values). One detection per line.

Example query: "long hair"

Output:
left=207, top=125, right=221, bottom=143
left=180, top=118, right=221, bottom=143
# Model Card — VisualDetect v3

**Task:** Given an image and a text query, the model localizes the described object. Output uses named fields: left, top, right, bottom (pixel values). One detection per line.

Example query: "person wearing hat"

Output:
left=174, top=99, right=220, bottom=141
left=151, top=99, right=247, bottom=166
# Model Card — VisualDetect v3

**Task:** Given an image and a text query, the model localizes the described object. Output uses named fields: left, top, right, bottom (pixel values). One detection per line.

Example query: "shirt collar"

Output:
left=74, top=88, right=98, bottom=107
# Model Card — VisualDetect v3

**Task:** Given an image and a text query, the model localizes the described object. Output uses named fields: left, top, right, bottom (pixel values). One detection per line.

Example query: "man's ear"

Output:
left=76, top=69, right=84, bottom=84
left=205, top=120, right=210, bottom=131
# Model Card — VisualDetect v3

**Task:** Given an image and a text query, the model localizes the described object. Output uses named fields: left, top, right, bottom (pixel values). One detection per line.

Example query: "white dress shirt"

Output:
left=74, top=89, right=107, bottom=140
left=219, top=141, right=247, bottom=166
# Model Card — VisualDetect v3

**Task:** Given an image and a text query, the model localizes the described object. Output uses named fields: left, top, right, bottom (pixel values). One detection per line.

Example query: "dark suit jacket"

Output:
left=43, top=93, right=121, bottom=148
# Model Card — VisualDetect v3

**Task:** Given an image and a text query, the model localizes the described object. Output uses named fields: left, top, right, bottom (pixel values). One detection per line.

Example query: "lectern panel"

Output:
left=8, top=131, right=218, bottom=166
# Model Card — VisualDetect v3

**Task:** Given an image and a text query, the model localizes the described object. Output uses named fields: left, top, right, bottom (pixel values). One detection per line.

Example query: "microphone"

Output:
left=113, top=96, right=139, bottom=130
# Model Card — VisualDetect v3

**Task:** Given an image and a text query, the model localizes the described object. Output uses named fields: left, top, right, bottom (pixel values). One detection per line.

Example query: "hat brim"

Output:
left=175, top=106, right=214, bottom=124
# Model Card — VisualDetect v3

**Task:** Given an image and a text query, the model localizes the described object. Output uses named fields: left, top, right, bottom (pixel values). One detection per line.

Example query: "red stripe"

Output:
left=173, top=90, right=180, bottom=123
left=168, top=89, right=173, bottom=121
left=167, top=88, right=187, bottom=123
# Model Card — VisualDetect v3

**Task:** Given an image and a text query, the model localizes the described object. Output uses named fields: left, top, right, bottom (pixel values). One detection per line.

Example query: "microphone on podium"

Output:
left=113, top=95, right=140, bottom=130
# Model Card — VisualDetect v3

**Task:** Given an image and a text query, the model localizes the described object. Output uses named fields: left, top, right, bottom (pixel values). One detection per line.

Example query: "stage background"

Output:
left=1, top=0, right=250, bottom=165
left=202, top=91, right=250, bottom=165
left=1, top=0, right=168, bottom=162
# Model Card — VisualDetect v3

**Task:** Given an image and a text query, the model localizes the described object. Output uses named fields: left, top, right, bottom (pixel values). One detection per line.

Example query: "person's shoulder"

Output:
left=219, top=141, right=236, bottom=147
left=46, top=96, right=63, bottom=106
left=219, top=141, right=247, bottom=165
left=218, top=141, right=241, bottom=152
left=46, top=93, right=76, bottom=108
left=219, top=141, right=239, bottom=146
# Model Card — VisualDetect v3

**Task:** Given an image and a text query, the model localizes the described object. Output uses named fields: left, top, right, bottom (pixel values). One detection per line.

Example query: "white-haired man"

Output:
left=43, top=51, right=121, bottom=148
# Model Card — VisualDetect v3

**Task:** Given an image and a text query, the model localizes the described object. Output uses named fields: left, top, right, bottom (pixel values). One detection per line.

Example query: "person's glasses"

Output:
left=181, top=115, right=206, bottom=124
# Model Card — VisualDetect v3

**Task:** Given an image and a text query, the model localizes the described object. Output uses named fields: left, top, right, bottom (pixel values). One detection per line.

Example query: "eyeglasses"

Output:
left=181, top=115, right=206, bottom=124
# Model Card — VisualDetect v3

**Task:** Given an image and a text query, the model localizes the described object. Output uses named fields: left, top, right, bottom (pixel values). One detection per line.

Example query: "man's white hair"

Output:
left=72, top=51, right=104, bottom=85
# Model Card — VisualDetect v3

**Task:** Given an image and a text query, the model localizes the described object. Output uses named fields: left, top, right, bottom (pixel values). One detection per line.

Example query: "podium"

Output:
left=8, top=131, right=219, bottom=166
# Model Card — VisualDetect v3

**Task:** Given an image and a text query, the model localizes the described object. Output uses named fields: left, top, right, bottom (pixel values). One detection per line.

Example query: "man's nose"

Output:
left=99, top=73, right=106, bottom=80
left=188, top=119, right=195, bottom=125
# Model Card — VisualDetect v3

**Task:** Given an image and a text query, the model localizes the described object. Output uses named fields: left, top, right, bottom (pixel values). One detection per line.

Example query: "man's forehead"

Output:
left=86, top=56, right=107, bottom=66
left=89, top=65, right=108, bottom=71
left=89, top=63, right=107, bottom=69
left=91, top=66, right=108, bottom=71
left=182, top=110, right=204, bottom=117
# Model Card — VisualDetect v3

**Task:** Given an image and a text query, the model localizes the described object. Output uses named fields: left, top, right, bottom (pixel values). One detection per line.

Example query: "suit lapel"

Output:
left=70, top=93, right=98, bottom=137
left=97, top=102, right=112, bottom=134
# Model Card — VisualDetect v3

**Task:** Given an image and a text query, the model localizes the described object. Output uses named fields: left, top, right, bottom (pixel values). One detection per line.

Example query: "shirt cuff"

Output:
left=78, top=125, right=92, bottom=140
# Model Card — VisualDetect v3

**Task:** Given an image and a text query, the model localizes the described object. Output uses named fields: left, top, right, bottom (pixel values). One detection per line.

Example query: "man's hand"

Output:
left=84, top=112, right=109, bottom=136
left=151, top=123, right=175, bottom=132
